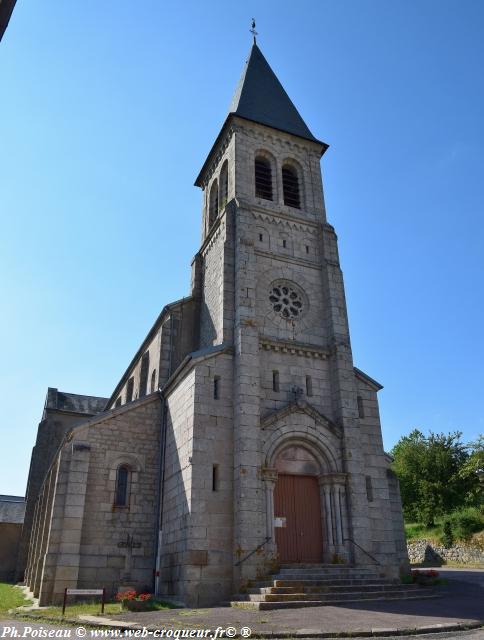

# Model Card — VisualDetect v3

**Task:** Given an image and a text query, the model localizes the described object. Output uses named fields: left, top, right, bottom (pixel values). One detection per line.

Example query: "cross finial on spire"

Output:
left=250, top=18, right=258, bottom=44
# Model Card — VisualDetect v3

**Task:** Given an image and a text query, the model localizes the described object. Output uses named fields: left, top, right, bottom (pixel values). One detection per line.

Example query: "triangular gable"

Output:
left=261, top=400, right=342, bottom=439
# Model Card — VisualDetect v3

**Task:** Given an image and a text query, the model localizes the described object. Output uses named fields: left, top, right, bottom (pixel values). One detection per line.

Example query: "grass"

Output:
left=405, top=507, right=484, bottom=545
left=405, top=521, right=443, bottom=543
left=0, top=583, right=32, bottom=619
left=25, top=599, right=176, bottom=621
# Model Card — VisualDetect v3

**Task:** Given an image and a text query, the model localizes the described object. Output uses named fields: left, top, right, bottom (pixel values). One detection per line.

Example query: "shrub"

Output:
left=448, top=507, right=484, bottom=541
left=441, top=518, right=454, bottom=548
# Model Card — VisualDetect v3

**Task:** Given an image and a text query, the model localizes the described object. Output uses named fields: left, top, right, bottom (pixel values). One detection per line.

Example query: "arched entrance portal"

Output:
left=273, top=446, right=323, bottom=563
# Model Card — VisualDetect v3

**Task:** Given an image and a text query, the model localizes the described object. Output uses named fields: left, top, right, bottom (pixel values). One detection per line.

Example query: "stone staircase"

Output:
left=231, top=564, right=436, bottom=610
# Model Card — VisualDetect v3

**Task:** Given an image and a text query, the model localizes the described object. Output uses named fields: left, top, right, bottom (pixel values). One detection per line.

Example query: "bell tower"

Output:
left=184, top=41, right=408, bottom=604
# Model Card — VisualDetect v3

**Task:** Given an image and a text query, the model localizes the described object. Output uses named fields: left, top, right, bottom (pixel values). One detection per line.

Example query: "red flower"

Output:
left=116, top=590, right=138, bottom=601
left=138, top=593, right=152, bottom=601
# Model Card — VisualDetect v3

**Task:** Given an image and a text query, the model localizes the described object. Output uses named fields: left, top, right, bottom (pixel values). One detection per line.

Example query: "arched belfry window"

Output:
left=209, top=180, right=219, bottom=227
left=282, top=164, right=301, bottom=209
left=115, top=465, right=130, bottom=507
left=219, top=161, right=228, bottom=210
left=255, top=156, right=273, bottom=201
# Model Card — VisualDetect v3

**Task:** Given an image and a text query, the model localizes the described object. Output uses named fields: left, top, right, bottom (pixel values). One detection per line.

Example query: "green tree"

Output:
left=391, top=429, right=470, bottom=526
left=459, top=435, right=484, bottom=508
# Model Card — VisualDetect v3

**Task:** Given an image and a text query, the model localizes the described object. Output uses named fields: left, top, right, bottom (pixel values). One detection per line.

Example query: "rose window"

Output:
left=269, top=283, right=304, bottom=319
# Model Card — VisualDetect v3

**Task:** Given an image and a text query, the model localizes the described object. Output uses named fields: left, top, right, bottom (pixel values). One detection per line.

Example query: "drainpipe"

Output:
left=153, top=312, right=175, bottom=594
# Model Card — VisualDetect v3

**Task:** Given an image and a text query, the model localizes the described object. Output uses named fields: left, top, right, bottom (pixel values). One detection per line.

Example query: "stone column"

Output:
left=320, top=473, right=348, bottom=562
left=319, top=478, right=334, bottom=561
left=262, top=468, right=278, bottom=556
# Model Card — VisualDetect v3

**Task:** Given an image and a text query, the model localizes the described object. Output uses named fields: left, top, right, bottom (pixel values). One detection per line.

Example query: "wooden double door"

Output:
left=274, top=474, right=323, bottom=563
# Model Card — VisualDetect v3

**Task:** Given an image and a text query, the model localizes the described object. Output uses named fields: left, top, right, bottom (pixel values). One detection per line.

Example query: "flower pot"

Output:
left=124, top=600, right=153, bottom=612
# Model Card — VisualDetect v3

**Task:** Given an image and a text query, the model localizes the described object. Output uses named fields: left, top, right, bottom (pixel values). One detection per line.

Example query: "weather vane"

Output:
left=250, top=18, right=258, bottom=44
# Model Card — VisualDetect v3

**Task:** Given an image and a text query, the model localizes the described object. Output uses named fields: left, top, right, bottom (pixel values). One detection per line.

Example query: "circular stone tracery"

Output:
left=269, top=282, right=304, bottom=319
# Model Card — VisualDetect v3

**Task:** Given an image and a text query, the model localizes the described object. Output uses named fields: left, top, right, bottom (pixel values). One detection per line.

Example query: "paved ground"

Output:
left=1, top=620, right=484, bottom=640
left=4, top=568, right=483, bottom=639
left=106, top=568, right=484, bottom=636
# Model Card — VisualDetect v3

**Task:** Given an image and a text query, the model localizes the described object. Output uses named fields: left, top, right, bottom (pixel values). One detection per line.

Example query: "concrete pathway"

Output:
left=104, top=570, right=484, bottom=637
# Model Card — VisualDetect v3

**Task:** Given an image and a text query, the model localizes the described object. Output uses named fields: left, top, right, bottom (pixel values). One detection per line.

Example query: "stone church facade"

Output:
left=19, top=42, right=408, bottom=607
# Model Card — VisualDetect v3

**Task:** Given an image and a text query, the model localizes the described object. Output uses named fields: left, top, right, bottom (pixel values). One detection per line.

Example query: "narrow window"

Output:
left=272, top=370, right=280, bottom=393
left=282, top=164, right=301, bottom=208
left=139, top=351, right=150, bottom=398
left=219, top=161, right=228, bottom=209
left=255, top=157, right=273, bottom=200
left=357, top=395, right=365, bottom=418
left=365, top=476, right=374, bottom=502
left=209, top=179, right=219, bottom=227
left=150, top=369, right=157, bottom=393
left=212, top=465, right=219, bottom=491
left=115, top=465, right=130, bottom=507
left=126, top=377, right=134, bottom=403
left=282, top=239, right=287, bottom=248
left=305, top=245, right=310, bottom=254
left=115, top=396, right=122, bottom=408
left=259, top=233, right=263, bottom=242
left=213, top=376, right=220, bottom=400
left=306, top=375, right=313, bottom=397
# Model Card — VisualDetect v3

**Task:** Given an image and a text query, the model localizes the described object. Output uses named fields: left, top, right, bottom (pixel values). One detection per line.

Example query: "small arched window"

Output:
left=255, top=157, right=273, bottom=201
left=209, top=180, right=219, bottom=227
left=282, top=164, right=301, bottom=208
left=150, top=369, right=157, bottom=393
left=115, top=465, right=130, bottom=507
left=219, top=162, right=228, bottom=210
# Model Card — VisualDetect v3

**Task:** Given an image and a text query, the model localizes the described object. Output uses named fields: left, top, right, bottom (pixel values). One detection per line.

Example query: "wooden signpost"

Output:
left=62, top=588, right=106, bottom=616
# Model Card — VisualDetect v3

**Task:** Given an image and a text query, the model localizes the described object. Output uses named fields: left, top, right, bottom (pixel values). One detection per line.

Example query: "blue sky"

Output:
left=1, top=1, right=483, bottom=496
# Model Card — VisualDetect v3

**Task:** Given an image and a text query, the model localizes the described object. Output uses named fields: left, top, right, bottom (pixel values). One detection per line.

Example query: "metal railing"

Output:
left=344, top=538, right=380, bottom=565
left=234, top=536, right=272, bottom=567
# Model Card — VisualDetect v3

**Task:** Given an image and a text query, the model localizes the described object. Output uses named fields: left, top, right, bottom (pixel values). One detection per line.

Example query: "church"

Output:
left=18, top=40, right=409, bottom=608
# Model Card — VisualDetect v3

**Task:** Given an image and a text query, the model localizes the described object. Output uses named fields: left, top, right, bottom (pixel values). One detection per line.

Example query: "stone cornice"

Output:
left=260, top=337, right=329, bottom=359
left=255, top=249, right=322, bottom=271
left=195, top=125, right=235, bottom=188
left=261, top=399, right=342, bottom=439
left=251, top=208, right=320, bottom=235
left=354, top=366, right=383, bottom=391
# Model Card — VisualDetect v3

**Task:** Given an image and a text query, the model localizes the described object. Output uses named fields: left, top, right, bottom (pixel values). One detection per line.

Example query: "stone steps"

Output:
left=231, top=591, right=437, bottom=610
left=235, top=587, right=431, bottom=603
left=248, top=583, right=420, bottom=595
left=271, top=572, right=387, bottom=581
left=230, top=564, right=435, bottom=610
left=254, top=577, right=395, bottom=587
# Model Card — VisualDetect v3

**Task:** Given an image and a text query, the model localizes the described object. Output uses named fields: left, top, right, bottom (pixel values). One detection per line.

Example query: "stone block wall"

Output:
left=25, top=396, right=161, bottom=605
left=160, top=351, right=235, bottom=607
left=159, top=369, right=196, bottom=601
left=0, top=523, right=22, bottom=581
left=408, top=538, right=484, bottom=565
left=233, top=120, right=326, bottom=221
left=355, top=375, right=404, bottom=571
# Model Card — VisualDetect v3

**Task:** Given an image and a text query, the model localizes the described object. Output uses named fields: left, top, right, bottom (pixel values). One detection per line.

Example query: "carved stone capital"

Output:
left=261, top=467, right=278, bottom=484
left=318, top=472, right=347, bottom=487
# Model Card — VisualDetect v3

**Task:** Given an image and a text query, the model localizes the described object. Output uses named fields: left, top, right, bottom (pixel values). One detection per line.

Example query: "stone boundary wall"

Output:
left=408, top=538, right=484, bottom=565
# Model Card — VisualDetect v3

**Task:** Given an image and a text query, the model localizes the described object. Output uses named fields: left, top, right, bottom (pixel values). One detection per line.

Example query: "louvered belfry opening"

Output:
left=255, top=157, right=273, bottom=200
left=282, top=165, right=301, bottom=208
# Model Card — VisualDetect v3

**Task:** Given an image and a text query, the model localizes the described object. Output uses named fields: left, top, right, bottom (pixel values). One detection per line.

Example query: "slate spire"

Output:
left=228, top=43, right=319, bottom=143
